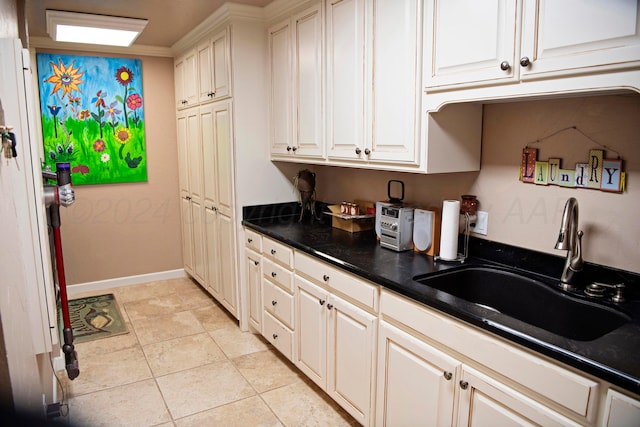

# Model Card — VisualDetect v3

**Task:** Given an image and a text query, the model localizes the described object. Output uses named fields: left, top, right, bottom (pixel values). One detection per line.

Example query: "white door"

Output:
left=457, top=366, right=580, bottom=427
left=292, top=4, right=324, bottom=159
left=175, top=56, right=186, bottom=109
left=369, top=0, right=423, bottom=164
left=295, top=276, right=328, bottom=389
left=376, top=321, right=459, bottom=427
left=217, top=211, right=238, bottom=316
left=326, top=0, right=366, bottom=161
left=269, top=19, right=293, bottom=156
left=520, top=0, right=640, bottom=79
left=197, top=39, right=214, bottom=103
left=204, top=204, right=220, bottom=298
left=211, top=28, right=231, bottom=99
left=424, top=0, right=518, bottom=88
left=327, top=294, right=376, bottom=426
left=246, top=249, right=262, bottom=332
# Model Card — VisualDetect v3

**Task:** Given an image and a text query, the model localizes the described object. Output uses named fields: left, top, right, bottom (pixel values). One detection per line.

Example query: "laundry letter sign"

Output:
left=520, top=148, right=625, bottom=193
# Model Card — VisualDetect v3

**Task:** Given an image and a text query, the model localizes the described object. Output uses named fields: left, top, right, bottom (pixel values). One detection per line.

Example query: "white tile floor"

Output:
left=58, top=277, right=358, bottom=426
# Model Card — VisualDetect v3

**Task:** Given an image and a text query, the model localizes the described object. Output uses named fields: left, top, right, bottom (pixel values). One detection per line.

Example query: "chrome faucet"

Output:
left=555, top=197, right=584, bottom=290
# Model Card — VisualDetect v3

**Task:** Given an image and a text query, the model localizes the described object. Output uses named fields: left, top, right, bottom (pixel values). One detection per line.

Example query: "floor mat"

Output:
left=64, top=293, right=128, bottom=344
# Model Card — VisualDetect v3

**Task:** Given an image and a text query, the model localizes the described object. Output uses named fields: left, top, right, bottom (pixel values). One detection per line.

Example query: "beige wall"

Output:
left=40, top=52, right=184, bottom=285
left=314, top=94, right=640, bottom=274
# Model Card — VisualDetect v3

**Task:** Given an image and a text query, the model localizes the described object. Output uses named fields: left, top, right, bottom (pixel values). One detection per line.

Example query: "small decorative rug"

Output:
left=63, top=294, right=128, bottom=344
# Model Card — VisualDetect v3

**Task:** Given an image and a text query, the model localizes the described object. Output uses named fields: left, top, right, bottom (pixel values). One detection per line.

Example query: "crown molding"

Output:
left=28, top=36, right=173, bottom=57
left=171, top=3, right=265, bottom=54
left=264, top=0, right=314, bottom=24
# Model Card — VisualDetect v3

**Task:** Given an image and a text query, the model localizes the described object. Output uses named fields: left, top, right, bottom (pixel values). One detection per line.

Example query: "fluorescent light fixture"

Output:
left=46, top=10, right=148, bottom=47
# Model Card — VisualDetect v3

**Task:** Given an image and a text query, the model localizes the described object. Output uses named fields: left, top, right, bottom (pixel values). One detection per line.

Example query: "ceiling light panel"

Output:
left=46, top=10, right=148, bottom=47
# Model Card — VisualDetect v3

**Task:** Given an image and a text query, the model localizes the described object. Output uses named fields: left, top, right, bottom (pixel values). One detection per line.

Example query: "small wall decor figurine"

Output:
left=293, top=169, right=318, bottom=222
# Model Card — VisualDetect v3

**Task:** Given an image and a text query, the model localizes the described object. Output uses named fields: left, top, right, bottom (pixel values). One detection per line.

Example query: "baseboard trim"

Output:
left=68, top=269, right=186, bottom=296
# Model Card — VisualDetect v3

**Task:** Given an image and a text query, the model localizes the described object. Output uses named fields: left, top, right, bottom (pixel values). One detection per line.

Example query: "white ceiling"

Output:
left=26, top=0, right=273, bottom=48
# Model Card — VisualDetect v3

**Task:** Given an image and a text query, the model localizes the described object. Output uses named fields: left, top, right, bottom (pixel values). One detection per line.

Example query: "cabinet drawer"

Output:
left=263, top=279, right=294, bottom=329
left=381, top=290, right=599, bottom=421
left=262, top=258, right=294, bottom=293
left=244, top=228, right=262, bottom=252
left=263, top=237, right=294, bottom=268
left=295, top=251, right=378, bottom=311
left=263, top=311, right=294, bottom=361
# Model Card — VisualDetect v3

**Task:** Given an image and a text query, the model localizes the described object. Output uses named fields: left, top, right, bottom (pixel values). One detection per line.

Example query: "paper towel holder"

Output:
left=435, top=212, right=473, bottom=264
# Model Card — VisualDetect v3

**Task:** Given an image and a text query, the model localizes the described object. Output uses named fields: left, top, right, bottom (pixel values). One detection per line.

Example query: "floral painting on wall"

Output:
left=36, top=53, right=147, bottom=185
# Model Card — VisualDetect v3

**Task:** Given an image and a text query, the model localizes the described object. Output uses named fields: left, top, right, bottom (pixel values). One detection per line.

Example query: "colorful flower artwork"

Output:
left=36, top=53, right=147, bottom=185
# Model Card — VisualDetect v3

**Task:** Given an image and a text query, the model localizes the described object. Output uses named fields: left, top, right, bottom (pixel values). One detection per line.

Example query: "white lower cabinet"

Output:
left=376, top=321, right=459, bottom=426
left=244, top=247, right=262, bottom=332
left=295, top=256, right=377, bottom=426
left=602, top=389, right=640, bottom=427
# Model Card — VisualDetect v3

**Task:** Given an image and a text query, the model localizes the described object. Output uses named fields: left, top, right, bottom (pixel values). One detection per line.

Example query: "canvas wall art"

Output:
left=37, top=53, right=147, bottom=185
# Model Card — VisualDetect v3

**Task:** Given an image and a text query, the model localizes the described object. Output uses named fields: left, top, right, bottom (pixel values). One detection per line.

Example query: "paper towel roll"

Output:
left=439, top=200, right=460, bottom=261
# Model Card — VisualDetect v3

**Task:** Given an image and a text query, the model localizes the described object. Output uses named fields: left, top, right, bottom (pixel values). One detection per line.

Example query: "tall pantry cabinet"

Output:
left=174, top=4, right=294, bottom=324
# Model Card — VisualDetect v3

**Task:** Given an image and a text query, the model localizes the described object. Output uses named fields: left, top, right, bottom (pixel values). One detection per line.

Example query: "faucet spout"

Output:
left=555, top=197, right=584, bottom=290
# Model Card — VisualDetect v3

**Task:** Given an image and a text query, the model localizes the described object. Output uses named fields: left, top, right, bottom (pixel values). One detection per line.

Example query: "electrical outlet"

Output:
left=472, top=211, right=488, bottom=235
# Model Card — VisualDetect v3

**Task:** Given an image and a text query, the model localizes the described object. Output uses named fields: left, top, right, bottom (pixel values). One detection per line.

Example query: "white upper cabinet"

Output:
left=425, top=0, right=640, bottom=98
left=197, top=28, right=231, bottom=103
left=175, top=49, right=198, bottom=109
left=268, top=18, right=293, bottom=157
left=327, top=0, right=424, bottom=166
left=520, top=0, right=640, bottom=79
left=369, top=0, right=424, bottom=165
left=424, top=0, right=518, bottom=88
left=325, top=0, right=366, bottom=161
left=269, top=4, right=324, bottom=160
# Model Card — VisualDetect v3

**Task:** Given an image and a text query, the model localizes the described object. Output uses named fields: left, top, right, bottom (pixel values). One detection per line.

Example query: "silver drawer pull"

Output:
left=459, top=380, right=469, bottom=390
left=443, top=371, right=452, bottom=381
left=271, top=249, right=276, bottom=255
left=272, top=333, right=278, bottom=340
left=319, top=299, right=325, bottom=305
left=271, top=300, right=277, bottom=306
left=271, top=271, right=277, bottom=278
left=323, top=275, right=329, bottom=282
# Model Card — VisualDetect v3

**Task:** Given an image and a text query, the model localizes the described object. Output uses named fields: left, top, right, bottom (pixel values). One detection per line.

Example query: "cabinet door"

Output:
left=369, top=0, right=422, bottom=164
left=197, top=39, right=214, bottom=103
left=376, top=321, right=459, bottom=427
left=177, top=49, right=198, bottom=108
left=175, top=111, right=190, bottom=194
left=520, top=0, right=640, bottom=79
left=269, top=19, right=293, bottom=156
left=292, top=4, right=324, bottom=159
left=425, top=0, right=518, bottom=89
left=190, top=198, right=205, bottom=284
left=327, top=294, right=377, bottom=426
left=295, top=276, right=328, bottom=389
left=457, top=366, right=580, bottom=427
left=211, top=28, right=231, bottom=99
left=212, top=101, right=234, bottom=217
left=180, top=195, right=194, bottom=275
left=246, top=248, right=262, bottom=332
left=217, top=211, right=237, bottom=317
left=326, top=0, right=366, bottom=161
left=603, top=389, right=640, bottom=427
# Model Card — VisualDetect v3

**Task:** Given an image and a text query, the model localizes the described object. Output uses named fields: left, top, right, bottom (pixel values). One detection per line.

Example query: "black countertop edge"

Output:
left=241, top=203, right=640, bottom=395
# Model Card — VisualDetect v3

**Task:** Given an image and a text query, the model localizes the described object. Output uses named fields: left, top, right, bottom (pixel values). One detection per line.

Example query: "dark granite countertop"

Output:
left=242, top=203, right=640, bottom=396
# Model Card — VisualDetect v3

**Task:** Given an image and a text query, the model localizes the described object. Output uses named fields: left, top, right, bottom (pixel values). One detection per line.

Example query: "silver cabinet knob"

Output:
left=271, top=271, right=277, bottom=278
left=443, top=371, right=452, bottom=381
left=271, top=249, right=276, bottom=255
left=271, top=300, right=277, bottom=306
left=520, top=56, right=531, bottom=67
left=319, top=299, right=326, bottom=305
left=253, top=261, right=259, bottom=266
left=286, top=146, right=292, bottom=152
left=364, top=148, right=371, bottom=155
left=355, top=147, right=362, bottom=155
left=292, top=146, right=297, bottom=152
left=272, top=333, right=278, bottom=340
left=459, top=380, right=469, bottom=390
left=500, top=61, right=511, bottom=71
left=247, top=238, right=252, bottom=243
left=327, top=303, right=334, bottom=310
left=323, top=275, right=329, bottom=282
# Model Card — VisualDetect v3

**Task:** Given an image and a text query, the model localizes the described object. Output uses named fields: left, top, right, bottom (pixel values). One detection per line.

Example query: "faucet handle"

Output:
left=612, top=283, right=626, bottom=303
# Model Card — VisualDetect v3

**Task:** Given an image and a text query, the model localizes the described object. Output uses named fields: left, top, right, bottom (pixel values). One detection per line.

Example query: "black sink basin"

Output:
left=413, top=265, right=630, bottom=341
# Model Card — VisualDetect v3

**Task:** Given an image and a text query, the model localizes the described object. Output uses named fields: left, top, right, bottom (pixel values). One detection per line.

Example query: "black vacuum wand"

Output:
left=43, top=162, right=79, bottom=380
